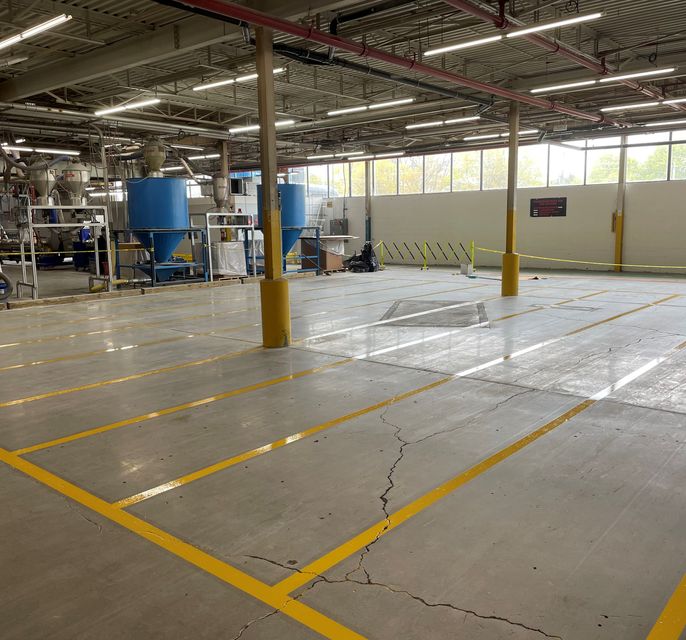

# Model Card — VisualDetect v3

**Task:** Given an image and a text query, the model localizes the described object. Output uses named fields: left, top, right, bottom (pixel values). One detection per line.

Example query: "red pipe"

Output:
left=442, top=0, right=686, bottom=112
left=172, top=0, right=622, bottom=126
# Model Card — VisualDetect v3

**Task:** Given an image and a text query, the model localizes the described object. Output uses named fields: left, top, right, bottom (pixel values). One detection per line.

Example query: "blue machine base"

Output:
left=134, top=261, right=196, bottom=282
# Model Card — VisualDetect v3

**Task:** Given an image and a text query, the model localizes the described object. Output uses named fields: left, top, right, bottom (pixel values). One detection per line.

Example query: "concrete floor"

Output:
left=1, top=266, right=685, bottom=640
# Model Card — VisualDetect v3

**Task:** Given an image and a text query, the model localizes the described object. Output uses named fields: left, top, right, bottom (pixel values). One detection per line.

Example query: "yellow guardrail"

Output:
left=476, top=247, right=686, bottom=271
left=376, top=240, right=476, bottom=270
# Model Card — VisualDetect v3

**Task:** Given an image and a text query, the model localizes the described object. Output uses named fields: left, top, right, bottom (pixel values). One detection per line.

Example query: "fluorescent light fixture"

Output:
left=444, top=115, right=481, bottom=124
left=235, top=73, right=258, bottom=83
left=601, top=101, right=660, bottom=112
left=0, top=14, right=72, bottom=52
left=664, top=98, right=686, bottom=105
left=353, top=155, right=375, bottom=161
left=171, top=144, right=205, bottom=151
left=193, top=77, right=235, bottom=91
left=277, top=173, right=287, bottom=177
left=0, top=55, right=28, bottom=66
left=406, top=120, right=444, bottom=130
left=2, top=145, right=79, bottom=155
left=599, top=67, right=676, bottom=83
left=95, top=98, right=161, bottom=117
left=531, top=80, right=596, bottom=94
left=161, top=166, right=185, bottom=172
left=374, top=151, right=405, bottom=158
left=187, top=153, right=220, bottom=160
left=336, top=151, right=365, bottom=157
left=369, top=98, right=415, bottom=110
left=229, top=119, right=295, bottom=134
left=193, top=68, right=285, bottom=91
left=34, top=147, right=80, bottom=155
left=425, top=35, right=503, bottom=57
left=464, top=134, right=500, bottom=141
left=645, top=119, right=686, bottom=127
left=307, top=154, right=335, bottom=160
left=506, top=12, right=603, bottom=38
left=89, top=191, right=123, bottom=197
left=500, top=130, right=538, bottom=137
left=327, top=105, right=367, bottom=116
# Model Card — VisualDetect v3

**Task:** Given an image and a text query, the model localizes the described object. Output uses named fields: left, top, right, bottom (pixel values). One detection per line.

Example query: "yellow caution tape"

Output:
left=476, top=247, right=686, bottom=270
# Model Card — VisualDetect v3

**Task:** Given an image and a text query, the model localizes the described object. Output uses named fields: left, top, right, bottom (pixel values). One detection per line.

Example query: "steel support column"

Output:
left=614, top=134, right=628, bottom=273
left=502, top=101, right=520, bottom=296
left=256, top=27, right=291, bottom=347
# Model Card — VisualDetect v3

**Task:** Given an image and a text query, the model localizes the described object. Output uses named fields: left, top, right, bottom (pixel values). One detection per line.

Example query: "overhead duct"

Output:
left=164, top=0, right=624, bottom=127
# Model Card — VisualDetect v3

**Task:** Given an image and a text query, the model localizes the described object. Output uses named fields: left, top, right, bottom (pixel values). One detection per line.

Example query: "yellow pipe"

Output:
left=260, top=277, right=291, bottom=347
left=613, top=211, right=624, bottom=273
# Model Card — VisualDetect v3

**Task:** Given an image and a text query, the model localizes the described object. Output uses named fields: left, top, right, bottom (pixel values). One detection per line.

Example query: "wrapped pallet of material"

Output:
left=211, top=241, right=247, bottom=276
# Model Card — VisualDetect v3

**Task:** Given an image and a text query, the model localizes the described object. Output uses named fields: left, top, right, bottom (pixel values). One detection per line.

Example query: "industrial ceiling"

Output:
left=1, top=0, right=685, bottom=169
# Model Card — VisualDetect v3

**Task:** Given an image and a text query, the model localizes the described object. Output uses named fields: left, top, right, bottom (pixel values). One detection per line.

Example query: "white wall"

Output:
left=356, top=181, right=686, bottom=272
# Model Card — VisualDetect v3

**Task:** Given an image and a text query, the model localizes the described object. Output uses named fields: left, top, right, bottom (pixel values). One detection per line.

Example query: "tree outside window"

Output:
left=452, top=150, right=481, bottom=191
left=350, top=161, right=366, bottom=196
left=424, top=153, right=451, bottom=193
left=398, top=156, right=423, bottom=194
left=373, top=158, right=397, bottom=195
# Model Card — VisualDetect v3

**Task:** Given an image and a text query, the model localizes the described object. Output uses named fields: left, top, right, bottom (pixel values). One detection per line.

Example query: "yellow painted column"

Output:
left=613, top=134, right=628, bottom=273
left=502, top=101, right=520, bottom=296
left=256, top=27, right=291, bottom=347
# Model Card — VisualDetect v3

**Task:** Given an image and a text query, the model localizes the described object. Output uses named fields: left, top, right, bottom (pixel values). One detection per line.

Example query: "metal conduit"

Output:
left=168, top=0, right=623, bottom=127
left=441, top=0, right=686, bottom=113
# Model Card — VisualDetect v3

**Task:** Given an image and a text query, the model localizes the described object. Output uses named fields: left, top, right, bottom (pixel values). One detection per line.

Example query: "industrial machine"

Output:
left=120, top=139, right=207, bottom=284
left=256, top=182, right=307, bottom=256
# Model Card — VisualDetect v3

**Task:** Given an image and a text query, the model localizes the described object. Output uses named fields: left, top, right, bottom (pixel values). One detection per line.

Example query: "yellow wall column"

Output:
left=502, top=101, right=520, bottom=296
left=256, top=27, right=291, bottom=347
left=613, top=134, right=628, bottom=272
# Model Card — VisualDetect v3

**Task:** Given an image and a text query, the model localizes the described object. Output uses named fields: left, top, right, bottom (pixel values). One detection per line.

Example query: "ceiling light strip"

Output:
left=0, top=14, right=72, bottom=52
left=193, top=68, right=285, bottom=91
left=94, top=98, right=161, bottom=117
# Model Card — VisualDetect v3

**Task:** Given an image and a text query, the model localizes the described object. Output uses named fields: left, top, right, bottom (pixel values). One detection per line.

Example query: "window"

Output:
left=452, top=150, right=481, bottom=191
left=671, top=144, right=686, bottom=180
left=627, top=132, right=669, bottom=182
left=287, top=167, right=306, bottom=184
left=398, top=156, right=423, bottom=194
left=373, top=158, right=398, bottom=195
left=307, top=164, right=328, bottom=197
left=482, top=148, right=508, bottom=190
left=586, top=149, right=620, bottom=184
left=672, top=130, right=686, bottom=142
left=518, top=144, right=548, bottom=188
left=423, top=153, right=451, bottom=193
left=549, top=144, right=585, bottom=186
left=350, top=161, right=366, bottom=196
left=328, top=163, right=350, bottom=197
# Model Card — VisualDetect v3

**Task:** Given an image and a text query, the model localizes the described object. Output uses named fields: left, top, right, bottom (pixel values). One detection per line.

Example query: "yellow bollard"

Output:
left=380, top=241, right=385, bottom=269
left=422, top=241, right=428, bottom=270
left=470, top=240, right=475, bottom=271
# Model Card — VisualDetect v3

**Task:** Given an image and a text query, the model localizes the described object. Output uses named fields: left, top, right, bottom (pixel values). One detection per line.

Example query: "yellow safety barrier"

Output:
left=376, top=240, right=476, bottom=271
left=477, top=247, right=686, bottom=270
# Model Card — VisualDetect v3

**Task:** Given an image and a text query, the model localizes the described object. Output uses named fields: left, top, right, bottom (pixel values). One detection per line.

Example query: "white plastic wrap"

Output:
left=211, top=241, right=247, bottom=276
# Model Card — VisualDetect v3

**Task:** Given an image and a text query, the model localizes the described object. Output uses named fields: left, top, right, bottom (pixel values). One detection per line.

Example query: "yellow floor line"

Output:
left=0, top=448, right=366, bottom=640
left=13, top=358, right=353, bottom=456
left=0, top=346, right=264, bottom=408
left=0, top=305, right=259, bottom=348
left=273, top=326, right=685, bottom=596
left=647, top=574, right=686, bottom=640
left=0, top=335, right=191, bottom=373
left=273, top=400, right=596, bottom=595
left=112, top=378, right=451, bottom=509
left=111, top=290, right=610, bottom=509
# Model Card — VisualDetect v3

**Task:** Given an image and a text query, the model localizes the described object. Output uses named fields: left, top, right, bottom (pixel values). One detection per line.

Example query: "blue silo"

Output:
left=257, top=183, right=306, bottom=255
left=127, top=177, right=189, bottom=280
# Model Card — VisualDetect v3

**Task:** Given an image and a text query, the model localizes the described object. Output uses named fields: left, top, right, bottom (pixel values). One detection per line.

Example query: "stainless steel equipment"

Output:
left=62, top=159, right=90, bottom=207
